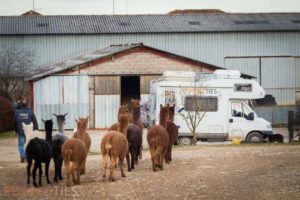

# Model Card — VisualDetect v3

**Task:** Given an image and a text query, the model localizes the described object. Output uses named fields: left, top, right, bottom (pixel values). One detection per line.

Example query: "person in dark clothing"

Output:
left=14, top=96, right=38, bottom=163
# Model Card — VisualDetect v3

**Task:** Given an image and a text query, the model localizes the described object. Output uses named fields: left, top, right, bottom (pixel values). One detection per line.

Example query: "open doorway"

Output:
left=121, top=76, right=140, bottom=109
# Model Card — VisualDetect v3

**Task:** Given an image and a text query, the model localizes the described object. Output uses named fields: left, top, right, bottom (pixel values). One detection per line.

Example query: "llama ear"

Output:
left=53, top=113, right=58, bottom=117
left=86, top=116, right=89, bottom=121
left=160, top=104, right=163, bottom=108
left=22, top=122, right=26, bottom=127
left=42, top=119, right=45, bottom=123
left=64, top=112, right=68, bottom=117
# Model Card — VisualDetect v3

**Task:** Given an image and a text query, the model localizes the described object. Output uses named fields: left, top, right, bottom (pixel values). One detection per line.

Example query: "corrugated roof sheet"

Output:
left=27, top=43, right=254, bottom=81
left=1, top=13, right=300, bottom=35
left=27, top=44, right=141, bottom=81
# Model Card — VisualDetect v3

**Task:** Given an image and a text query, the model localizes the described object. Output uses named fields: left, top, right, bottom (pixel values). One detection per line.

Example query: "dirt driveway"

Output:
left=0, top=135, right=299, bottom=200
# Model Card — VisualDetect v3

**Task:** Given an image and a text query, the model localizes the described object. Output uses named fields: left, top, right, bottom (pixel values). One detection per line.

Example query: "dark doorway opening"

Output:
left=121, top=76, right=140, bottom=108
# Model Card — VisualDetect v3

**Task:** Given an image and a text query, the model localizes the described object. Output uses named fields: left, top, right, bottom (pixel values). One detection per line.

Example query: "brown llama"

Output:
left=101, top=131, right=128, bottom=181
left=166, top=104, right=179, bottom=162
left=131, top=99, right=144, bottom=159
left=73, top=117, right=91, bottom=174
left=61, top=138, right=87, bottom=187
left=147, top=105, right=169, bottom=171
left=109, top=105, right=129, bottom=131
left=109, top=104, right=142, bottom=172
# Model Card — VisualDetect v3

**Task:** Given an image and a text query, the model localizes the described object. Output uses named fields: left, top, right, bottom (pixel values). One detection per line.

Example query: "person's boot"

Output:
left=20, top=157, right=26, bottom=163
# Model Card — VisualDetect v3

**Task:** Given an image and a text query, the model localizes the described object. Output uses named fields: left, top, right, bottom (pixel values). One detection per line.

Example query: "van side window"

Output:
left=185, top=96, right=218, bottom=112
left=165, top=90, right=176, bottom=105
left=231, top=102, right=251, bottom=119
left=234, top=83, right=252, bottom=92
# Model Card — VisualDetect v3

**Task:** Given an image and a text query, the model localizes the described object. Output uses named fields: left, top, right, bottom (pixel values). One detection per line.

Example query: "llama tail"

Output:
left=65, top=149, right=72, bottom=161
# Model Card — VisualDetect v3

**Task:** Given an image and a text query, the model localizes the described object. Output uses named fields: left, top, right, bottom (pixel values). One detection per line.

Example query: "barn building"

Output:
left=27, top=43, right=246, bottom=129
left=1, top=12, right=300, bottom=127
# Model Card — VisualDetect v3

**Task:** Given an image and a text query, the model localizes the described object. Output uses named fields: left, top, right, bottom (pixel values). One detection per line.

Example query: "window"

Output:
left=234, top=83, right=252, bottom=92
left=231, top=102, right=252, bottom=119
left=165, top=90, right=176, bottom=105
left=184, top=96, right=218, bottom=112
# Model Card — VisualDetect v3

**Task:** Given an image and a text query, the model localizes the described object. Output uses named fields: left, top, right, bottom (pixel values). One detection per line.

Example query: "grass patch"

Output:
left=88, top=151, right=100, bottom=156
left=0, top=131, right=16, bottom=139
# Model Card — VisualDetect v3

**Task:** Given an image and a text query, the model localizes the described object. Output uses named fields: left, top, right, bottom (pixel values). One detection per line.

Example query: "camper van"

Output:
left=147, top=70, right=273, bottom=145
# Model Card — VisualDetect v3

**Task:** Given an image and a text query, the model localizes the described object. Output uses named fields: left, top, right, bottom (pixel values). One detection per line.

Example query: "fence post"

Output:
left=288, top=110, right=294, bottom=142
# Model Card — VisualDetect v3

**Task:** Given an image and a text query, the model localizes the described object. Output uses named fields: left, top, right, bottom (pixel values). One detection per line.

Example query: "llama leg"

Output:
left=109, top=157, right=117, bottom=181
left=45, top=160, right=51, bottom=184
left=54, top=160, right=58, bottom=182
left=27, top=158, right=32, bottom=184
left=119, top=157, right=126, bottom=177
left=126, top=152, right=131, bottom=172
left=170, top=146, right=173, bottom=161
left=131, top=148, right=136, bottom=169
left=64, top=161, right=71, bottom=187
left=32, top=162, right=38, bottom=187
left=102, top=154, right=109, bottom=178
left=80, top=158, right=86, bottom=175
left=73, top=163, right=80, bottom=185
left=58, top=158, right=64, bottom=180
left=165, top=146, right=170, bottom=164
left=149, top=148, right=156, bottom=171
left=38, top=162, right=43, bottom=186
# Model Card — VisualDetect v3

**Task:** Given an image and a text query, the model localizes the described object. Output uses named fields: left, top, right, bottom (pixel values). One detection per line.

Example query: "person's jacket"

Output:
left=15, top=107, right=38, bottom=136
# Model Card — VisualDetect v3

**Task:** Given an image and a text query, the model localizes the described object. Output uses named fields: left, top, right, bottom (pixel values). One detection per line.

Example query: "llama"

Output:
left=126, top=124, right=142, bottom=171
left=23, top=122, right=44, bottom=148
left=101, top=131, right=128, bottom=181
left=166, top=104, right=178, bottom=162
left=52, top=113, right=68, bottom=182
left=109, top=105, right=142, bottom=171
left=73, top=117, right=91, bottom=174
left=131, top=99, right=144, bottom=159
left=61, top=138, right=87, bottom=186
left=26, top=120, right=53, bottom=187
left=109, top=105, right=130, bottom=131
left=147, top=105, right=169, bottom=171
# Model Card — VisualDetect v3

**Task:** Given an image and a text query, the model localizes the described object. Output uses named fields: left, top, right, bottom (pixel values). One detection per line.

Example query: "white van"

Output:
left=147, top=70, right=273, bottom=145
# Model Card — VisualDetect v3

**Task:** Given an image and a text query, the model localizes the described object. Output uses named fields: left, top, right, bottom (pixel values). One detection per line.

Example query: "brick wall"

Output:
left=68, top=50, right=213, bottom=75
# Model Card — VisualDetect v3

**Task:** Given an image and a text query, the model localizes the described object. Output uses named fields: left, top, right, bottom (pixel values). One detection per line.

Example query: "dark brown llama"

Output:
left=61, top=138, right=87, bottom=187
left=101, top=131, right=128, bottom=181
left=131, top=99, right=144, bottom=159
left=166, top=104, right=178, bottom=162
left=73, top=117, right=91, bottom=174
left=147, top=105, right=169, bottom=171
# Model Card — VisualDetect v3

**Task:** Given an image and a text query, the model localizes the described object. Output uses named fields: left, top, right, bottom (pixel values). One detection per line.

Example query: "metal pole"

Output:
left=113, top=0, right=115, bottom=15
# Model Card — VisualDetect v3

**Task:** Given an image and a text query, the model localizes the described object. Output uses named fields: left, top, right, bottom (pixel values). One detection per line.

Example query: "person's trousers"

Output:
left=18, top=134, right=26, bottom=159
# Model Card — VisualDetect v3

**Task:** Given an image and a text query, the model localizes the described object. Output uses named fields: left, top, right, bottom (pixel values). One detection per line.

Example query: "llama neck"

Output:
left=169, top=114, right=174, bottom=121
left=118, top=116, right=129, bottom=135
left=45, top=129, right=52, bottom=144
left=132, top=108, right=141, bottom=124
left=159, top=113, right=168, bottom=128
left=57, top=124, right=64, bottom=134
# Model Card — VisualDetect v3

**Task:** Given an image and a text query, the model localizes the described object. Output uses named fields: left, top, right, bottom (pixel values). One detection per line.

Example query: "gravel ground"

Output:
left=0, top=130, right=299, bottom=200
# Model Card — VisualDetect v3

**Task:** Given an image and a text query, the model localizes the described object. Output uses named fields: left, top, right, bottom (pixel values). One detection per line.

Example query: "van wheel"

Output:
left=246, top=132, right=263, bottom=143
left=177, top=137, right=192, bottom=146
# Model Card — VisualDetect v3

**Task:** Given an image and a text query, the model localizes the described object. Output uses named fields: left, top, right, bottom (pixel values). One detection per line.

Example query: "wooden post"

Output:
left=288, top=110, right=294, bottom=142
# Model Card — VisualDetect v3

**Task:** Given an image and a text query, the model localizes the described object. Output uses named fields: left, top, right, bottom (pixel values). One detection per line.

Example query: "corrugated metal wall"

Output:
left=94, top=76, right=120, bottom=128
left=95, top=95, right=120, bottom=129
left=2, top=32, right=300, bottom=105
left=34, top=75, right=89, bottom=130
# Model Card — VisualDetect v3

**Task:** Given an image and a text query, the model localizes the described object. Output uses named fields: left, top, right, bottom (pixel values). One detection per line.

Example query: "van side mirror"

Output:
left=247, top=112, right=254, bottom=120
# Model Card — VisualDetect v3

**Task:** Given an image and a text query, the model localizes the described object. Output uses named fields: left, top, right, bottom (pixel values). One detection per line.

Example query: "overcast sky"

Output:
left=0, top=0, right=299, bottom=15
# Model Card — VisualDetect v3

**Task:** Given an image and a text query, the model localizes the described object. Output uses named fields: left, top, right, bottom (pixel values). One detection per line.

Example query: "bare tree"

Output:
left=0, top=46, right=34, bottom=101
left=178, top=78, right=216, bottom=145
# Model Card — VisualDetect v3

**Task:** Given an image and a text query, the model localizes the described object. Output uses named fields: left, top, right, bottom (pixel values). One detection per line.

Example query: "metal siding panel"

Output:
left=224, top=58, right=260, bottom=81
left=33, top=75, right=89, bottom=130
left=261, top=57, right=295, bottom=89
left=296, top=58, right=300, bottom=88
left=95, top=95, right=120, bottom=128
left=265, top=88, right=295, bottom=105
left=140, top=75, right=161, bottom=94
